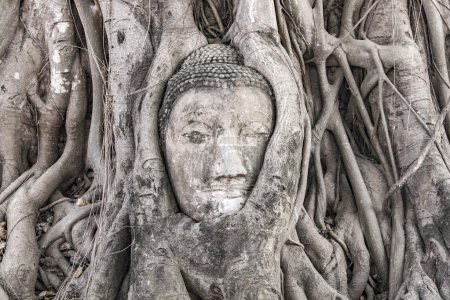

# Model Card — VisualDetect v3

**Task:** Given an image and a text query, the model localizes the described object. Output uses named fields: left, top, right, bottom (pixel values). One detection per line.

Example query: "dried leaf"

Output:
left=42, top=223, right=50, bottom=233
left=76, top=197, right=88, bottom=206
left=0, top=222, right=6, bottom=240
left=60, top=242, right=72, bottom=251
left=73, top=266, right=83, bottom=278
left=38, top=290, right=56, bottom=299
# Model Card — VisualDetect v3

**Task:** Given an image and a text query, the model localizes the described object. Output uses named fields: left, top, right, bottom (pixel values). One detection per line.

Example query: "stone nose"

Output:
left=211, top=137, right=247, bottom=181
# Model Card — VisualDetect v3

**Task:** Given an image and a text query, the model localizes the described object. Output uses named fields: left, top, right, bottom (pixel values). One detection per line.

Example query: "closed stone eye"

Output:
left=183, top=131, right=209, bottom=144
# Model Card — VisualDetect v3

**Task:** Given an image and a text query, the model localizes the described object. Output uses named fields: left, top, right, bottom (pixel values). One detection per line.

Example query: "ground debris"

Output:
left=38, top=290, right=56, bottom=299
left=0, top=222, right=6, bottom=262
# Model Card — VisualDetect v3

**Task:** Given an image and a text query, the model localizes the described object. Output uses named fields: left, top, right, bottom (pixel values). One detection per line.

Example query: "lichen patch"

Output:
left=56, top=22, right=70, bottom=33
left=52, top=50, right=61, bottom=64
left=51, top=68, right=70, bottom=94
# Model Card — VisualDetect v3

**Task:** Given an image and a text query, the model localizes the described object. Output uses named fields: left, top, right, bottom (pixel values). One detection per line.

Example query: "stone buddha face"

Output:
left=164, top=86, right=274, bottom=221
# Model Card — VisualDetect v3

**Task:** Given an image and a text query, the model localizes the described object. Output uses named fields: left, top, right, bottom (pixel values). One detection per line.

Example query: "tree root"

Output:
left=46, top=238, right=71, bottom=278
left=384, top=100, right=450, bottom=201
left=39, top=202, right=100, bottom=251
left=328, top=110, right=389, bottom=288
left=0, top=30, right=86, bottom=297
left=2, top=0, right=450, bottom=299
left=296, top=207, right=346, bottom=291
left=74, top=0, right=106, bottom=186
left=395, top=267, right=442, bottom=300
left=281, top=242, right=348, bottom=300
left=119, top=1, right=207, bottom=298
left=334, top=173, right=370, bottom=299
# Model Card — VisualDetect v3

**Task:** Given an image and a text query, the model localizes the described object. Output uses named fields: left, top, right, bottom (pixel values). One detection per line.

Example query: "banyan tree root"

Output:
left=3, top=0, right=450, bottom=299
left=127, top=2, right=207, bottom=299
left=296, top=206, right=348, bottom=294
left=39, top=202, right=100, bottom=252
left=84, top=0, right=154, bottom=297
left=0, top=0, right=87, bottom=297
left=333, top=173, right=370, bottom=299
left=362, top=1, right=450, bottom=298
left=103, top=1, right=450, bottom=294
left=0, top=0, right=20, bottom=59
left=282, top=0, right=450, bottom=298
left=394, top=201, right=443, bottom=300
left=74, top=0, right=106, bottom=187
left=0, top=56, right=86, bottom=299
left=281, top=242, right=347, bottom=300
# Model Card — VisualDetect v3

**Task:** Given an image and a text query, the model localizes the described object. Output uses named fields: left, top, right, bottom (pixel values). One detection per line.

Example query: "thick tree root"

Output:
left=282, top=242, right=348, bottom=300
left=39, top=203, right=100, bottom=251
left=2, top=0, right=450, bottom=299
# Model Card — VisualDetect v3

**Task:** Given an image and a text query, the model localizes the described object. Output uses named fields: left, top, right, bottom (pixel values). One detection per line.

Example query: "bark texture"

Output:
left=0, top=0, right=449, bottom=299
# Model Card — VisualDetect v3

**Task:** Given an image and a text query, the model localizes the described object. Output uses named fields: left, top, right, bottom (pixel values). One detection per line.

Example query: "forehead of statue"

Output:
left=167, top=87, right=274, bottom=129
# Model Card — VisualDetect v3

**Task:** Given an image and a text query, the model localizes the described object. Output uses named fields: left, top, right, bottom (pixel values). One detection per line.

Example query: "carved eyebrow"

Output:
left=180, top=120, right=213, bottom=132
left=182, top=110, right=205, bottom=117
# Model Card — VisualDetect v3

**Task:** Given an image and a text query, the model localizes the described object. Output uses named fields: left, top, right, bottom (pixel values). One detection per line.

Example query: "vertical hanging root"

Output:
left=329, top=41, right=411, bottom=297
left=334, top=173, right=370, bottom=299
left=129, top=1, right=207, bottom=297
left=394, top=201, right=442, bottom=300
left=314, top=147, right=327, bottom=231
left=422, top=0, right=450, bottom=142
left=384, top=101, right=450, bottom=201
left=307, top=32, right=389, bottom=288
left=233, top=0, right=304, bottom=236
left=329, top=112, right=389, bottom=288
left=74, top=0, right=107, bottom=185
left=289, top=113, right=312, bottom=232
left=274, top=0, right=293, bottom=56
left=374, top=77, right=405, bottom=299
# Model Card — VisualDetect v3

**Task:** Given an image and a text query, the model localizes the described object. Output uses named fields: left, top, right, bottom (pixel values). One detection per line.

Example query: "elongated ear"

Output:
left=231, top=0, right=306, bottom=230
left=132, top=0, right=207, bottom=225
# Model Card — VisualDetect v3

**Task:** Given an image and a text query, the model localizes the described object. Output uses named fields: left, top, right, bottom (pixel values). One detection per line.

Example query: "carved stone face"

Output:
left=164, top=86, right=274, bottom=221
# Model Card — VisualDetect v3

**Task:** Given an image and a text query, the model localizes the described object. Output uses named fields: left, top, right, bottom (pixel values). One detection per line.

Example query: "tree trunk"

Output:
left=0, top=0, right=449, bottom=299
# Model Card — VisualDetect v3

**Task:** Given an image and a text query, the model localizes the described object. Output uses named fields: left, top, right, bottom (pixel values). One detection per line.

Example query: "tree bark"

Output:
left=0, top=0, right=449, bottom=299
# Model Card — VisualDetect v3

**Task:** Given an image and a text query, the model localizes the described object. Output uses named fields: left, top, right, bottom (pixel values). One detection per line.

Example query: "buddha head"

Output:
left=159, top=44, right=274, bottom=222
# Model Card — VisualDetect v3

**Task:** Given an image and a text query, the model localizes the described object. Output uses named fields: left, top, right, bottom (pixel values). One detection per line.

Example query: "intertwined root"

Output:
left=395, top=268, right=442, bottom=300
left=282, top=242, right=348, bottom=300
left=2, top=0, right=450, bottom=299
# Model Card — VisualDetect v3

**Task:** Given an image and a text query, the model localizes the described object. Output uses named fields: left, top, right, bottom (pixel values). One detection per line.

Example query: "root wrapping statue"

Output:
left=133, top=44, right=306, bottom=299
